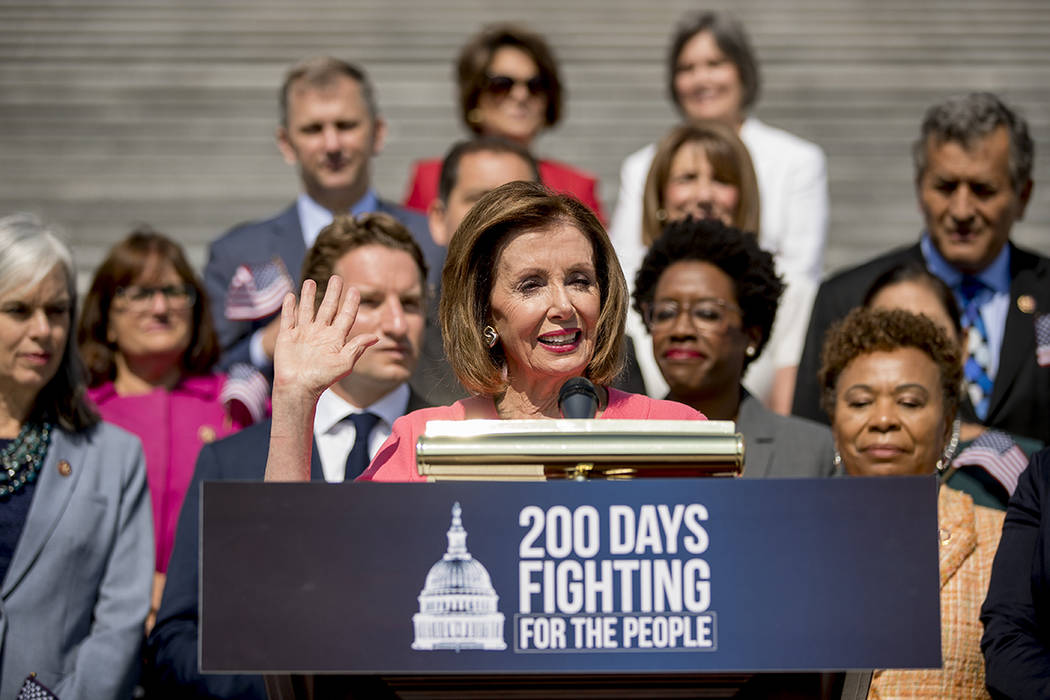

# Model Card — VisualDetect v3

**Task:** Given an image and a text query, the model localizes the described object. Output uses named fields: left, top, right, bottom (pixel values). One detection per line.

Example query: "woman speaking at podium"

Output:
left=264, top=182, right=704, bottom=483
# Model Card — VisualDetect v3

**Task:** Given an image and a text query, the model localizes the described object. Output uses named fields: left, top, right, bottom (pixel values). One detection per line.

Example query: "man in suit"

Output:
left=148, top=214, right=431, bottom=698
left=205, top=56, right=443, bottom=372
left=793, top=92, right=1049, bottom=445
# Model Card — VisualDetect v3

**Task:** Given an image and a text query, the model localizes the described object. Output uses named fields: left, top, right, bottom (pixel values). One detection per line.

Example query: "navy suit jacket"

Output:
left=147, top=391, right=429, bottom=699
left=981, top=447, right=1050, bottom=699
left=792, top=242, right=1050, bottom=444
left=205, top=200, right=442, bottom=370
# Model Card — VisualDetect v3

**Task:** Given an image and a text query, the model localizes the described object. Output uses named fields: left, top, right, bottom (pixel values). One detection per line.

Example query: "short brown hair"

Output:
left=668, top=11, right=760, bottom=115
left=457, top=23, right=563, bottom=134
left=279, top=56, right=377, bottom=126
left=818, top=307, right=962, bottom=423
left=642, top=120, right=760, bottom=246
left=440, top=181, right=626, bottom=396
left=301, top=212, right=428, bottom=310
left=78, top=227, right=219, bottom=387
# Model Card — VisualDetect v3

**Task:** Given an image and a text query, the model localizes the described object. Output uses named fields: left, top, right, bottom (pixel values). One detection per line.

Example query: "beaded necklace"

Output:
left=0, top=422, right=52, bottom=497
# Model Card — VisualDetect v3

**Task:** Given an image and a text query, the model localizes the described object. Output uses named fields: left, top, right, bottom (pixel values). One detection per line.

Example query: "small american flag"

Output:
left=18, top=673, right=58, bottom=699
left=224, top=258, right=293, bottom=321
left=1035, top=313, right=1050, bottom=367
left=952, top=429, right=1030, bottom=497
left=220, top=363, right=271, bottom=424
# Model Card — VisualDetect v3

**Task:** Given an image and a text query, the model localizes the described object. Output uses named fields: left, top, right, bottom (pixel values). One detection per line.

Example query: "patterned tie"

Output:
left=343, top=412, right=381, bottom=480
left=958, top=276, right=994, bottom=421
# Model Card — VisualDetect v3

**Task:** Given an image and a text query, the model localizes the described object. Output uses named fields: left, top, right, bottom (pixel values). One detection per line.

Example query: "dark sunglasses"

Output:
left=483, top=74, right=548, bottom=98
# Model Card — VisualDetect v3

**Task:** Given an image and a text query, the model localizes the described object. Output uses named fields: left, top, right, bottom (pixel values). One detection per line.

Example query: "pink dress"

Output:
left=89, top=374, right=249, bottom=572
left=358, top=388, right=704, bottom=483
left=402, top=157, right=606, bottom=224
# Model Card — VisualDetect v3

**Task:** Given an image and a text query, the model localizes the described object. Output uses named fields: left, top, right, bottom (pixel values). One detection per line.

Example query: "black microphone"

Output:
left=558, top=377, right=599, bottom=419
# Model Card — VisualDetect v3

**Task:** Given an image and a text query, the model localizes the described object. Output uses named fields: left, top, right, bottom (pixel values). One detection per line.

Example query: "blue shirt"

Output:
left=921, top=233, right=1011, bottom=377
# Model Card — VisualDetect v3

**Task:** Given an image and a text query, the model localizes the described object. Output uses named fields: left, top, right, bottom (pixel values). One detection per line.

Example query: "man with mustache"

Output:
left=793, top=92, right=1050, bottom=445
left=205, top=56, right=441, bottom=375
left=149, top=213, right=431, bottom=697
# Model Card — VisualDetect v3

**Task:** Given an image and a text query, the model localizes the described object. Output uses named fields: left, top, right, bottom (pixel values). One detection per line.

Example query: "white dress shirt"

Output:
left=312, top=383, right=410, bottom=482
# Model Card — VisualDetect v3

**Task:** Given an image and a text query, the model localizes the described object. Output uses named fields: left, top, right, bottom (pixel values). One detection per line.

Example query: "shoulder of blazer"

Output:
left=212, top=203, right=301, bottom=249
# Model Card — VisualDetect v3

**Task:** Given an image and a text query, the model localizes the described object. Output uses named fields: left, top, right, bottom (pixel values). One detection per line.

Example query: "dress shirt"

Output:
left=312, top=383, right=410, bottom=481
left=248, top=189, right=382, bottom=368
left=921, top=233, right=1010, bottom=375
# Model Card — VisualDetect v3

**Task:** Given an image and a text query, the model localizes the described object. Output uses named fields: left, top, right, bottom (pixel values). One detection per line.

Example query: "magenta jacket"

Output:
left=89, top=374, right=249, bottom=572
left=359, top=388, right=705, bottom=483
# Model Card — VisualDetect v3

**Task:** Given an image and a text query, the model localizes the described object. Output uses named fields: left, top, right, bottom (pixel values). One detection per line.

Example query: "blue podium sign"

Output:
left=200, top=477, right=940, bottom=674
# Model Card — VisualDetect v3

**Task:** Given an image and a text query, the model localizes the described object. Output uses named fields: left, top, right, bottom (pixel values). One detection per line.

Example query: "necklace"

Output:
left=0, top=422, right=52, bottom=497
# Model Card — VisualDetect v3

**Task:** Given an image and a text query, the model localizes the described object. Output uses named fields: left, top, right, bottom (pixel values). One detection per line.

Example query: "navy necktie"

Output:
left=344, top=412, right=381, bottom=480
left=958, top=276, right=994, bottom=420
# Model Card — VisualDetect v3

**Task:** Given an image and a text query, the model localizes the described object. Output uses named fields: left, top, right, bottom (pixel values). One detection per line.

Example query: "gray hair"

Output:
left=0, top=212, right=74, bottom=301
left=0, top=212, right=97, bottom=432
left=912, top=92, right=1033, bottom=192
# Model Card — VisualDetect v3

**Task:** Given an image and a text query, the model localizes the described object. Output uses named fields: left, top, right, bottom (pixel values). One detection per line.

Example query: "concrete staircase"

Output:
left=1, top=0, right=1048, bottom=282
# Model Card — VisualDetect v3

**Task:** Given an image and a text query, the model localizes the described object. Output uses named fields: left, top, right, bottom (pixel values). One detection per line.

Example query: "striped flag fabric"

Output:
left=220, top=363, right=271, bottom=424
left=1035, top=313, right=1050, bottom=367
left=951, top=429, right=1030, bottom=497
left=224, top=258, right=293, bottom=321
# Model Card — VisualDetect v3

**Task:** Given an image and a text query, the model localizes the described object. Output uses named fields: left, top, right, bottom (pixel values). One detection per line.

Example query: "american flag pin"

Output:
left=1017, top=295, right=1036, bottom=314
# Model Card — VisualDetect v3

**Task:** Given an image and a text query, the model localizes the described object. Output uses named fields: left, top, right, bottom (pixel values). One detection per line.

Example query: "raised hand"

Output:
left=266, top=276, right=377, bottom=482
left=272, top=276, right=379, bottom=403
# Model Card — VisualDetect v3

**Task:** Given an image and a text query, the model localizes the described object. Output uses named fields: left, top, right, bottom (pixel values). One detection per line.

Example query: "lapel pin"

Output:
left=1018, top=295, right=1036, bottom=314
left=57, top=460, right=72, bottom=476
left=198, top=425, right=217, bottom=443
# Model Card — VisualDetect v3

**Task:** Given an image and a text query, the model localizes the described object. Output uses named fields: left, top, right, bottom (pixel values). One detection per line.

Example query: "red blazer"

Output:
left=403, top=157, right=606, bottom=223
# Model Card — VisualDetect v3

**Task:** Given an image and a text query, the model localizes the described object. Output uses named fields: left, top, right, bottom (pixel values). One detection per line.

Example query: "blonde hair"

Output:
left=440, top=181, right=627, bottom=396
left=642, top=120, right=760, bottom=246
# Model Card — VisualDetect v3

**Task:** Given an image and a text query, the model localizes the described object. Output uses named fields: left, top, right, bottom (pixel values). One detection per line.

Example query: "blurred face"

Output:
left=489, top=224, right=600, bottom=388
left=277, top=75, right=385, bottom=205
left=333, top=245, right=424, bottom=399
left=663, top=141, right=740, bottom=226
left=868, top=281, right=962, bottom=346
left=673, top=31, right=744, bottom=126
left=648, top=261, right=751, bottom=404
left=428, top=150, right=537, bottom=246
left=832, top=348, right=949, bottom=477
left=108, top=260, right=194, bottom=366
left=918, top=127, right=1029, bottom=275
left=0, top=265, right=70, bottom=404
left=475, top=46, right=548, bottom=144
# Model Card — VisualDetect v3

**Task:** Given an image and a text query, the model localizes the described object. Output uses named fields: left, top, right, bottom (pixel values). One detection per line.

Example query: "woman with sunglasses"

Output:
left=77, top=229, right=259, bottom=630
left=632, top=216, right=834, bottom=478
left=403, top=23, right=605, bottom=222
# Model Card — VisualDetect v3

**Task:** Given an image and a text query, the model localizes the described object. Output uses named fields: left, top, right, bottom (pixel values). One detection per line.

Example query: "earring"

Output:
left=745, top=345, right=756, bottom=357
left=656, top=208, right=668, bottom=222
left=483, top=325, right=499, bottom=349
left=936, top=419, right=962, bottom=474
left=833, top=450, right=842, bottom=468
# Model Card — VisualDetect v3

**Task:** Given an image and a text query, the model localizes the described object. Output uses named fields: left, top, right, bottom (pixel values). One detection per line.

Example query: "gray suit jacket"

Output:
left=737, top=391, right=836, bottom=478
left=0, top=423, right=152, bottom=700
left=205, top=200, right=442, bottom=370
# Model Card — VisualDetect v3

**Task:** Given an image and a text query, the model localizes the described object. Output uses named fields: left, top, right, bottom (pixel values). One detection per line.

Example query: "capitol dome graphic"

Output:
left=412, top=502, right=506, bottom=650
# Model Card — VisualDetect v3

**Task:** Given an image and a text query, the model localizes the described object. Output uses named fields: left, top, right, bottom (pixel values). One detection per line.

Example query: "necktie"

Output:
left=344, top=412, right=381, bottom=480
left=958, top=276, right=994, bottom=421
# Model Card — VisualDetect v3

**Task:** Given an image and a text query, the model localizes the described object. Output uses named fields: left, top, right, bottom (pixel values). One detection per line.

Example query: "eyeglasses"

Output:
left=644, top=298, right=742, bottom=332
left=483, top=74, right=548, bottom=98
left=113, top=284, right=196, bottom=311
